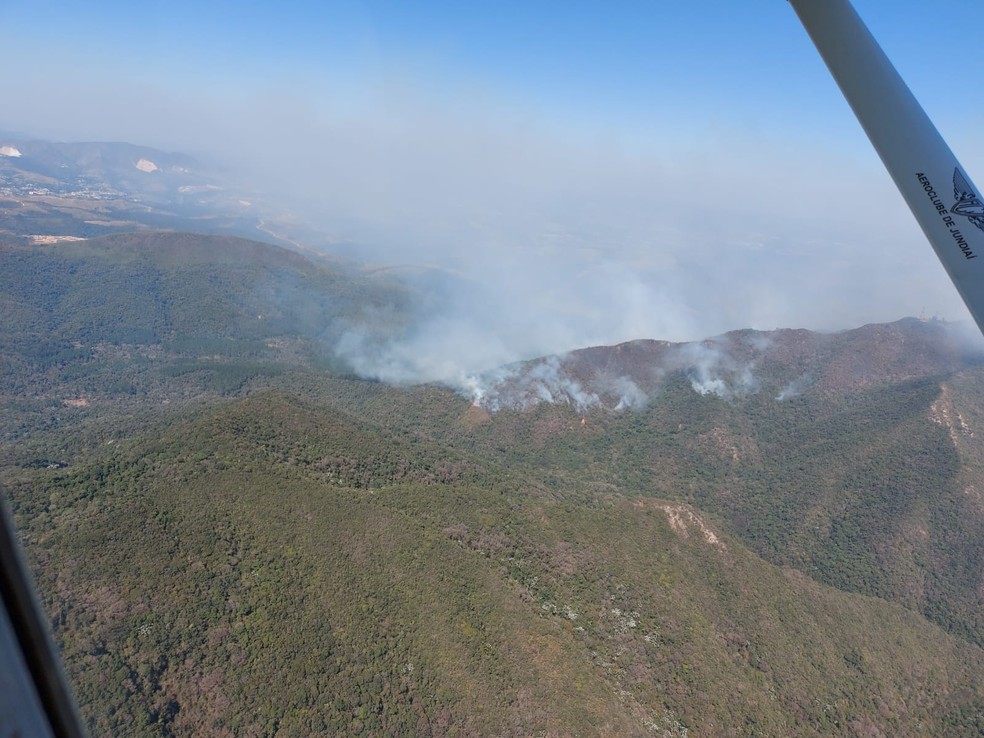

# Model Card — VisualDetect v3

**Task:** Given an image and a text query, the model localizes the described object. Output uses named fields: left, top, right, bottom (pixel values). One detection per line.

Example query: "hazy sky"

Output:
left=4, top=0, right=984, bottom=381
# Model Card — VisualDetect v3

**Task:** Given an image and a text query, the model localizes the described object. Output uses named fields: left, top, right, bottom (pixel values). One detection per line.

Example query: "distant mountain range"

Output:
left=2, top=139, right=983, bottom=735
left=0, top=137, right=200, bottom=186
left=0, top=136, right=327, bottom=250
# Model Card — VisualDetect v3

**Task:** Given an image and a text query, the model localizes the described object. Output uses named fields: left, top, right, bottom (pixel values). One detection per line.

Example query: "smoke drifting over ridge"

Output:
left=330, top=286, right=790, bottom=411
left=457, top=340, right=762, bottom=412
left=419, top=319, right=984, bottom=413
left=4, top=51, right=977, bottom=393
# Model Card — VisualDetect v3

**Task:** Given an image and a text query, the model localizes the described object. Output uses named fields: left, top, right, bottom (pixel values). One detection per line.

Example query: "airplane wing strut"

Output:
left=788, top=0, right=984, bottom=335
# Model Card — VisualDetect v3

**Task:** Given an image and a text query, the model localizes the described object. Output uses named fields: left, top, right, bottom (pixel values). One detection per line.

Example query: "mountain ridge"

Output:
left=2, top=229, right=984, bottom=735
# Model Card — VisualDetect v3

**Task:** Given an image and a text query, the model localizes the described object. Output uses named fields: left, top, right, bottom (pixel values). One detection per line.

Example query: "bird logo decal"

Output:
left=952, top=168, right=984, bottom=233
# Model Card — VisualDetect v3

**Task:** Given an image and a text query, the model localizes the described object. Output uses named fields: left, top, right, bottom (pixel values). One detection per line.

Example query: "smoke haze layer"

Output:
left=3, top=1, right=981, bottom=390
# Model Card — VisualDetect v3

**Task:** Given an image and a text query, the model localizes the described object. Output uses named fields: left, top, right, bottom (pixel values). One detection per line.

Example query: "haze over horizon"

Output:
left=4, top=0, right=984, bottom=383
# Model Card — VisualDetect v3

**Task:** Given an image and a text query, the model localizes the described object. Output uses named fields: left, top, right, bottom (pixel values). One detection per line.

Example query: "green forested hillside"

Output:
left=2, top=233, right=984, bottom=736
left=0, top=233, right=408, bottom=391
left=269, top=356, right=984, bottom=651
left=7, top=393, right=984, bottom=737
left=447, top=373, right=984, bottom=647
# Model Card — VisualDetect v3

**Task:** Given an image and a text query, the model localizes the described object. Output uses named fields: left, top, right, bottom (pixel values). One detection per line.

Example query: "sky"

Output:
left=4, top=0, right=984, bottom=384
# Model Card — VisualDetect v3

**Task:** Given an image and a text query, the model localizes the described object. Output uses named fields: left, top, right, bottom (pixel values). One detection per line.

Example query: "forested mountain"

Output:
left=2, top=231, right=983, bottom=736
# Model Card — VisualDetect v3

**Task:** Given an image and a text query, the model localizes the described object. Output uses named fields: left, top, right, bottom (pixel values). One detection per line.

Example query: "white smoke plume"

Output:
left=605, top=375, right=650, bottom=411
left=666, top=342, right=760, bottom=401
left=447, top=338, right=768, bottom=411
left=329, top=293, right=790, bottom=411
left=464, top=356, right=600, bottom=412
left=776, top=374, right=813, bottom=402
